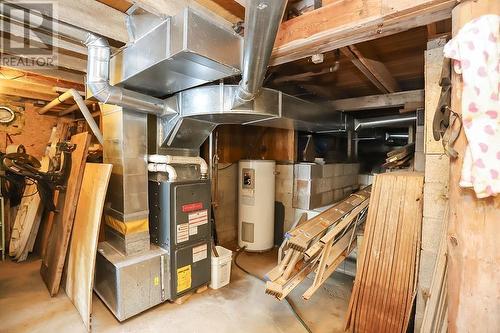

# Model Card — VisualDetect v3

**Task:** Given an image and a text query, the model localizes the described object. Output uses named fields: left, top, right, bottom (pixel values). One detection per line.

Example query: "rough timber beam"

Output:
left=271, top=0, right=457, bottom=65
left=331, top=89, right=424, bottom=112
left=339, top=45, right=400, bottom=93
left=14, top=0, right=129, bottom=43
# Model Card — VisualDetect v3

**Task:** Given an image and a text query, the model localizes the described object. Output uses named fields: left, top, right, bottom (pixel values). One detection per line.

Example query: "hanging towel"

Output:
left=443, top=14, right=500, bottom=198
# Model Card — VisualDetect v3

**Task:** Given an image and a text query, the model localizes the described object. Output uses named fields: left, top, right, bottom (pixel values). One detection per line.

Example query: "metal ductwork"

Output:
left=232, top=0, right=288, bottom=107
left=85, top=33, right=168, bottom=115
left=354, top=113, right=417, bottom=131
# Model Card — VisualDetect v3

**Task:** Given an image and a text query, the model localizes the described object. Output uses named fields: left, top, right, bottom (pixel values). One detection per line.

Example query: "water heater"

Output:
left=238, top=160, right=276, bottom=251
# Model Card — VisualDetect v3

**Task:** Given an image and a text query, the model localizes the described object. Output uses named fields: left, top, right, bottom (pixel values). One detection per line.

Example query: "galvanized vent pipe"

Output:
left=232, top=0, right=288, bottom=108
left=37, top=88, right=104, bottom=144
left=354, top=113, right=417, bottom=131
left=84, top=33, right=168, bottom=115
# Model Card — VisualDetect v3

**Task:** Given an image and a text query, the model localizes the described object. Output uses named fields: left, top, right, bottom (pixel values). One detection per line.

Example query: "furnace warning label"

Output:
left=177, top=223, right=189, bottom=243
left=188, top=209, right=208, bottom=227
left=177, top=265, right=192, bottom=293
left=192, top=244, right=208, bottom=263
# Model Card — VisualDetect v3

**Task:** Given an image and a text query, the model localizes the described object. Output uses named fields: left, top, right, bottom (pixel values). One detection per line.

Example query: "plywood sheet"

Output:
left=40, top=132, right=91, bottom=296
left=65, top=163, right=112, bottom=330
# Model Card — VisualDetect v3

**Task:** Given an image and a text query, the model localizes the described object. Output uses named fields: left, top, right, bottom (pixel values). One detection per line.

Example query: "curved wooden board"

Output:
left=65, top=163, right=112, bottom=331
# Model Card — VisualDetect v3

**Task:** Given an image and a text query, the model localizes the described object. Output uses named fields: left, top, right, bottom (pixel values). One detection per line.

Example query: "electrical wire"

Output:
left=233, top=247, right=313, bottom=333
left=217, top=163, right=234, bottom=171
left=21, top=179, right=39, bottom=197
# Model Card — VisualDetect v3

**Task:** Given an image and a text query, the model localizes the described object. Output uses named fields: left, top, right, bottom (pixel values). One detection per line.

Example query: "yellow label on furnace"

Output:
left=177, top=265, right=192, bottom=293
left=153, top=276, right=159, bottom=286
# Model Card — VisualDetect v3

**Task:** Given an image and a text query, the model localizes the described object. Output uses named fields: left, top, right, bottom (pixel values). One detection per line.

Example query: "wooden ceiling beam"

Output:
left=331, top=89, right=424, bottom=111
left=207, top=0, right=245, bottom=19
left=339, top=45, right=400, bottom=93
left=0, top=60, right=84, bottom=84
left=14, top=0, right=129, bottom=43
left=96, top=0, right=133, bottom=12
left=271, top=0, right=456, bottom=65
left=0, top=67, right=84, bottom=90
left=133, top=0, right=240, bottom=25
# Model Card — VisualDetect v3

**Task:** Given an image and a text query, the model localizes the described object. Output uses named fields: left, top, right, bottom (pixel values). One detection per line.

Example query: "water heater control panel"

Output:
left=242, top=168, right=255, bottom=189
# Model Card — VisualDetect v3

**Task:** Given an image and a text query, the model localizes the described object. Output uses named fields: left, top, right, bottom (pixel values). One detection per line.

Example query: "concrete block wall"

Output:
left=415, top=38, right=450, bottom=332
left=292, top=163, right=360, bottom=210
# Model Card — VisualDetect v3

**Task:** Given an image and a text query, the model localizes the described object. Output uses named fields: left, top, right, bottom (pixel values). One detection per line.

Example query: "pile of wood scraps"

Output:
left=383, top=143, right=415, bottom=169
left=345, top=172, right=424, bottom=333
left=265, top=186, right=371, bottom=301
left=40, top=132, right=91, bottom=296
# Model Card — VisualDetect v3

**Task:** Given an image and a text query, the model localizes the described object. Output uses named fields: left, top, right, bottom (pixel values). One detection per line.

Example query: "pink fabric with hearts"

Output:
left=444, top=15, right=500, bottom=198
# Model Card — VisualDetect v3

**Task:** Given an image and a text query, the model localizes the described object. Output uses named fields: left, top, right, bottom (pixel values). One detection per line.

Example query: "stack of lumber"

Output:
left=265, top=186, right=371, bottom=301
left=345, top=172, right=424, bottom=333
left=40, top=132, right=91, bottom=296
left=383, top=143, right=415, bottom=169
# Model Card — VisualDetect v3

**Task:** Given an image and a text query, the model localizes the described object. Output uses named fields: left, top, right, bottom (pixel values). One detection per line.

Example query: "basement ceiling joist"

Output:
left=14, top=0, right=129, bottom=43
left=331, top=89, right=424, bottom=112
left=271, top=0, right=456, bottom=65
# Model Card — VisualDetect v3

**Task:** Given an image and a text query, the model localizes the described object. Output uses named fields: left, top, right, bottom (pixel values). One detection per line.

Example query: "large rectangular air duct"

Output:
left=110, top=7, right=242, bottom=97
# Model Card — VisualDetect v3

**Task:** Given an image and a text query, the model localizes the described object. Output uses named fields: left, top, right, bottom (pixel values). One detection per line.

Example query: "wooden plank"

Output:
left=65, top=163, right=112, bottom=330
left=447, top=1, right=500, bottom=332
left=421, top=206, right=448, bottom=333
left=208, top=0, right=244, bottom=19
left=40, top=132, right=91, bottom=296
left=271, top=0, right=455, bottom=65
left=331, top=89, right=424, bottom=112
left=339, top=45, right=400, bottom=93
left=216, top=125, right=296, bottom=163
left=15, top=0, right=129, bottom=43
left=97, top=0, right=133, bottom=12
left=345, top=172, right=424, bottom=332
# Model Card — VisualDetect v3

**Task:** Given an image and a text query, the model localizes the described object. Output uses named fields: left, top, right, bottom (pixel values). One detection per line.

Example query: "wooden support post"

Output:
left=448, top=1, right=500, bottom=332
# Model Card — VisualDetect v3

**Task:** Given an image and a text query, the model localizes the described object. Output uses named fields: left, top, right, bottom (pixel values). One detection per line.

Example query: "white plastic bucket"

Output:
left=209, top=246, right=233, bottom=289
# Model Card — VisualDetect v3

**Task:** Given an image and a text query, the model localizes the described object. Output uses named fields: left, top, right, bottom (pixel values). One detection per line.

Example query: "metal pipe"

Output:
left=84, top=33, right=168, bottom=115
left=232, top=0, right=287, bottom=108
left=147, top=163, right=178, bottom=180
left=37, top=89, right=104, bottom=144
left=59, top=99, right=94, bottom=116
left=354, top=113, right=417, bottom=131
left=148, top=154, right=208, bottom=177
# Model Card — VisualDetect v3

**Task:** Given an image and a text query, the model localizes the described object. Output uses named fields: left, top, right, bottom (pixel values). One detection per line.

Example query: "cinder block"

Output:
left=415, top=131, right=425, bottom=152
left=422, top=217, right=444, bottom=252
left=414, top=152, right=425, bottom=172
left=423, top=182, right=448, bottom=219
left=333, top=164, right=344, bottom=177
left=424, top=154, right=450, bottom=184
left=358, top=174, right=374, bottom=186
left=276, top=178, right=293, bottom=194
left=418, top=249, right=438, bottom=291
left=276, top=164, right=294, bottom=179
left=343, top=163, right=360, bottom=176
left=276, top=193, right=293, bottom=208
left=294, top=163, right=322, bottom=179
left=293, top=190, right=335, bottom=210
left=334, top=189, right=344, bottom=201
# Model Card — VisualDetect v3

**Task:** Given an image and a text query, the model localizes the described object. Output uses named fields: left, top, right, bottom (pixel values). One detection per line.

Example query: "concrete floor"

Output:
left=0, top=250, right=353, bottom=333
